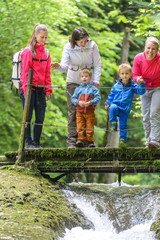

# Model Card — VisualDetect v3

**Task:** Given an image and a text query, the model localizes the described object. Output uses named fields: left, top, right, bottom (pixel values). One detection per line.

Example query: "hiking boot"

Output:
left=110, top=122, right=117, bottom=132
left=148, top=141, right=160, bottom=148
left=88, top=142, right=95, bottom=148
left=76, top=140, right=84, bottom=148
left=119, top=139, right=126, bottom=148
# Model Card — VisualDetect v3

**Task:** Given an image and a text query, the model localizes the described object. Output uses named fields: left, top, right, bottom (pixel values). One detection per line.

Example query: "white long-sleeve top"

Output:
left=58, top=40, right=101, bottom=85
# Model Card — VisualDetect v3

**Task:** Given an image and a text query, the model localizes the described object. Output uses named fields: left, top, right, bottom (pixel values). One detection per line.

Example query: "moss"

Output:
left=150, top=219, right=160, bottom=240
left=0, top=169, right=82, bottom=239
left=153, top=160, right=160, bottom=171
left=4, top=148, right=160, bottom=175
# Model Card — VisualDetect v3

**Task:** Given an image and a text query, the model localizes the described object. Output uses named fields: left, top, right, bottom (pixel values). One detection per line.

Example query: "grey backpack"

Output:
left=11, top=48, right=49, bottom=89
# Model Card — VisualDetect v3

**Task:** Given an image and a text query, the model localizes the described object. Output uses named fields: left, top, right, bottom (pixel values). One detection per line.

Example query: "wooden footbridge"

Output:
left=1, top=70, right=160, bottom=184
left=1, top=147, right=160, bottom=184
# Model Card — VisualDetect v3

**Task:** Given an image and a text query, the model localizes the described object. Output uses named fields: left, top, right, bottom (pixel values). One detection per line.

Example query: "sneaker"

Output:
left=110, top=122, right=117, bottom=132
left=148, top=141, right=160, bottom=148
left=26, top=141, right=35, bottom=149
left=88, top=142, right=95, bottom=148
left=32, top=142, right=42, bottom=149
left=26, top=143, right=35, bottom=149
left=68, top=144, right=76, bottom=148
left=119, top=139, right=126, bottom=148
left=76, top=140, right=84, bottom=148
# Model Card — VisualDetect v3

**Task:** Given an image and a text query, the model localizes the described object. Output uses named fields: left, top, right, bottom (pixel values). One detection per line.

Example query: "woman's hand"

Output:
left=51, top=62, right=60, bottom=69
left=46, top=94, right=51, bottom=101
left=137, top=76, right=144, bottom=84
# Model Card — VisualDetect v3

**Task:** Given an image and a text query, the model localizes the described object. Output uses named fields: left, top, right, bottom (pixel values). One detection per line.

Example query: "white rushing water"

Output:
left=59, top=181, right=159, bottom=240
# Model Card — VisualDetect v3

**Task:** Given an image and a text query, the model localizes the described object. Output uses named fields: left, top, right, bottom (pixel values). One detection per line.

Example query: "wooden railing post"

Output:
left=16, top=69, right=33, bottom=165
left=105, top=28, right=130, bottom=185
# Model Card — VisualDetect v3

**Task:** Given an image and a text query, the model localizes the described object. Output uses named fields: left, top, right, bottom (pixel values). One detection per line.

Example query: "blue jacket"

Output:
left=71, top=83, right=101, bottom=113
left=106, top=78, right=145, bottom=113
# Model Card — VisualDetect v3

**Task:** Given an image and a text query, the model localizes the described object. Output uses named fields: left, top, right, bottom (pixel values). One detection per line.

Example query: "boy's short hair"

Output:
left=80, top=68, right=92, bottom=77
left=119, top=63, right=132, bottom=73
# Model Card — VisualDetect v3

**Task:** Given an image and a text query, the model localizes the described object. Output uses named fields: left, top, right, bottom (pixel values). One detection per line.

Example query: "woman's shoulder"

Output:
left=64, top=42, right=72, bottom=50
left=86, top=39, right=97, bottom=47
left=134, top=52, right=144, bottom=60
left=20, top=47, right=32, bottom=58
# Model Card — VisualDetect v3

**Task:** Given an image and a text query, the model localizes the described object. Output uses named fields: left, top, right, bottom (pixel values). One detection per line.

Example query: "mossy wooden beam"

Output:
left=3, top=148, right=160, bottom=174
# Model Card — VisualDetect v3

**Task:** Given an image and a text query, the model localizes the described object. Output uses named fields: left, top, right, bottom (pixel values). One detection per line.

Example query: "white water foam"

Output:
left=59, top=183, right=158, bottom=240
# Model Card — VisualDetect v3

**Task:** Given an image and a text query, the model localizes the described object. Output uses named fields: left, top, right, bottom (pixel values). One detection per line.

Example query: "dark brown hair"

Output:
left=69, top=27, right=89, bottom=48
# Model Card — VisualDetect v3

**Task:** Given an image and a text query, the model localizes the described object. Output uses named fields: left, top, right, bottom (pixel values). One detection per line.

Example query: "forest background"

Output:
left=0, top=0, right=160, bottom=184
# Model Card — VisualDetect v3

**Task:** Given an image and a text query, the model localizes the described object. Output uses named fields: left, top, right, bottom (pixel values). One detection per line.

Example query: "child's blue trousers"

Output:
left=109, top=103, right=129, bottom=142
left=20, top=89, right=46, bottom=145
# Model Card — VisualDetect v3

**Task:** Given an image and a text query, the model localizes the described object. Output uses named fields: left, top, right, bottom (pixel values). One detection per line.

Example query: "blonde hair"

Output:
left=80, top=68, right=92, bottom=77
left=119, top=63, right=132, bottom=73
left=27, top=24, right=48, bottom=55
left=145, top=37, right=159, bottom=49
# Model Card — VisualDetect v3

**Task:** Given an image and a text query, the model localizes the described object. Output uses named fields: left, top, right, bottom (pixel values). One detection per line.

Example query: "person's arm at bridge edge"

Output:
left=132, top=54, right=144, bottom=84
left=92, top=42, right=101, bottom=88
left=51, top=44, right=69, bottom=73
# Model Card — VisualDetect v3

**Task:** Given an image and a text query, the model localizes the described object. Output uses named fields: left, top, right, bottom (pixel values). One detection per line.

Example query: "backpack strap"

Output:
left=32, top=48, right=49, bottom=62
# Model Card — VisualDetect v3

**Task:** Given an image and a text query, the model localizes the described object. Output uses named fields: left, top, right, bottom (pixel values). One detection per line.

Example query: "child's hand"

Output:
left=79, top=101, right=85, bottom=107
left=105, top=104, right=109, bottom=110
left=51, top=62, right=60, bottom=69
left=137, top=76, right=144, bottom=84
left=84, top=101, right=91, bottom=107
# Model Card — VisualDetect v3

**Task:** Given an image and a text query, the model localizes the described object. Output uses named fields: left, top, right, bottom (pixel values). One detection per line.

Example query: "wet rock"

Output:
left=66, top=203, right=94, bottom=230
left=6, top=203, right=12, bottom=207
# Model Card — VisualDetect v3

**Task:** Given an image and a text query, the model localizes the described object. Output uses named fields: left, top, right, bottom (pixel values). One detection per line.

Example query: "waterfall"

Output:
left=59, top=181, right=160, bottom=240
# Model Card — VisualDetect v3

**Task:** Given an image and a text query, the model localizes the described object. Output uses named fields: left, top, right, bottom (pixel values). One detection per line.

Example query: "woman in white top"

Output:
left=51, top=27, right=101, bottom=148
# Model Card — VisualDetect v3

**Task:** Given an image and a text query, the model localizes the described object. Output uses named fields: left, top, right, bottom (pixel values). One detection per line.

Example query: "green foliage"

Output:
left=1, top=0, right=160, bottom=185
left=121, top=173, right=160, bottom=185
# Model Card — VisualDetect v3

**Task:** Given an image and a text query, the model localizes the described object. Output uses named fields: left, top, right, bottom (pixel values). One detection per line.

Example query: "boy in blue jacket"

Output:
left=71, top=68, right=101, bottom=148
left=105, top=63, right=145, bottom=147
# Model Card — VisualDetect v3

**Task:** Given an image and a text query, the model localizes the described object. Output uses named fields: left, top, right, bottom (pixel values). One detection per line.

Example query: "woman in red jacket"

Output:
left=133, top=36, right=160, bottom=148
left=20, top=24, right=52, bottom=149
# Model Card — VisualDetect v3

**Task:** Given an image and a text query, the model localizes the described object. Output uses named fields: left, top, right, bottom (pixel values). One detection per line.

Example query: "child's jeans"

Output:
left=109, top=103, right=129, bottom=142
left=20, top=89, right=46, bottom=145
left=76, top=111, right=95, bottom=143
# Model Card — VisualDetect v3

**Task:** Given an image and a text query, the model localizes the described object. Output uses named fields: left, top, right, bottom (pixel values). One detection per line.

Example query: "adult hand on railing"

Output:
left=51, top=62, right=60, bottom=69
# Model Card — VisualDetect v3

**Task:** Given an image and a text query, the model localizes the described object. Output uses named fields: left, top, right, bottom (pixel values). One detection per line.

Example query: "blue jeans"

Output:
left=109, top=103, right=129, bottom=142
left=20, top=89, right=46, bottom=145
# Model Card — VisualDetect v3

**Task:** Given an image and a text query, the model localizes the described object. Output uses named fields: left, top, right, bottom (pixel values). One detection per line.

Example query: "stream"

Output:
left=59, top=181, right=160, bottom=240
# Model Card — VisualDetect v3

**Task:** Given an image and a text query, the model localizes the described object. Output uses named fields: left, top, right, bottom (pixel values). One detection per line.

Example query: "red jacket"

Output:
left=133, top=52, right=160, bottom=89
left=21, top=43, right=52, bottom=96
